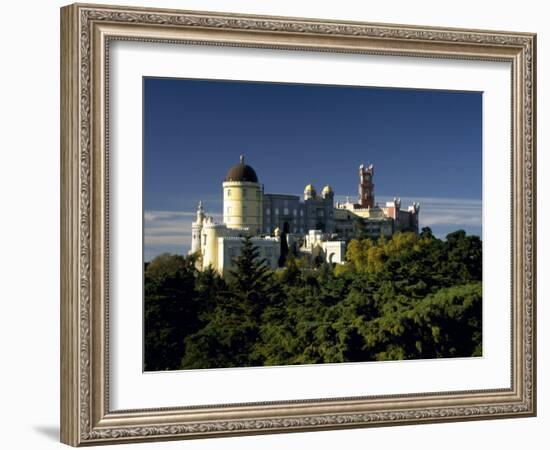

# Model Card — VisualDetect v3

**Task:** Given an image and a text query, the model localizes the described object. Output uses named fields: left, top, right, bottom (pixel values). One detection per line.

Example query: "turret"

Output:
left=190, top=201, right=205, bottom=255
left=322, top=185, right=334, bottom=200
left=304, top=184, right=316, bottom=200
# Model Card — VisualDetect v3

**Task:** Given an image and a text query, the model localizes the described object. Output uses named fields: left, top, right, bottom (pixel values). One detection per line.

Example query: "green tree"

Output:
left=352, top=217, right=368, bottom=240
left=144, top=253, right=200, bottom=371
left=362, top=282, right=482, bottom=360
left=143, top=228, right=483, bottom=371
left=181, top=236, right=281, bottom=369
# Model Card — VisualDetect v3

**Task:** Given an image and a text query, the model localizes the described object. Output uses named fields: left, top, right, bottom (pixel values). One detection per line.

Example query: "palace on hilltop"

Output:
left=190, top=155, right=419, bottom=275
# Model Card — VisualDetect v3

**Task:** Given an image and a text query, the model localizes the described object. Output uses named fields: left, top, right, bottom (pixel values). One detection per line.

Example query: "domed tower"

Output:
left=322, top=185, right=334, bottom=200
left=304, top=184, right=316, bottom=200
left=222, top=155, right=263, bottom=235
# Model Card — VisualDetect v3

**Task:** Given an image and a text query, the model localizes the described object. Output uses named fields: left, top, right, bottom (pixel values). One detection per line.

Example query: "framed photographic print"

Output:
left=60, top=3, right=537, bottom=446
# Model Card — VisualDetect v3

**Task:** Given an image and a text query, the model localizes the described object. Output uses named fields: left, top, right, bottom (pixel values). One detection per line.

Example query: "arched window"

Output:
left=227, top=189, right=231, bottom=197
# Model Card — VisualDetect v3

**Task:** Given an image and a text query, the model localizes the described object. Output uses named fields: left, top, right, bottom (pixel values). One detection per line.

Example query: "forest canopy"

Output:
left=144, top=228, right=482, bottom=371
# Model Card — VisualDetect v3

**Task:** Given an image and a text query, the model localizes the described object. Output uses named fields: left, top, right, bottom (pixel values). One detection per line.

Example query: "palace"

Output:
left=190, top=156, right=419, bottom=275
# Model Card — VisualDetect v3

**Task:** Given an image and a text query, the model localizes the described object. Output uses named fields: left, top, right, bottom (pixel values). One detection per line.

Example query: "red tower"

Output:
left=358, top=163, right=375, bottom=208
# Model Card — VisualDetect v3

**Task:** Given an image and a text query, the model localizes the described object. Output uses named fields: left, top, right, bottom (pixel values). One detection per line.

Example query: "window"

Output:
left=300, top=210, right=304, bottom=216
left=227, top=189, right=231, bottom=197
left=275, top=208, right=279, bottom=215
left=242, top=189, right=246, bottom=198
left=266, top=227, right=270, bottom=233
left=293, top=209, right=297, bottom=216
left=284, top=208, right=289, bottom=215
left=243, top=206, right=247, bottom=215
left=256, top=191, right=260, bottom=199
left=266, top=209, right=271, bottom=215
left=226, top=206, right=232, bottom=215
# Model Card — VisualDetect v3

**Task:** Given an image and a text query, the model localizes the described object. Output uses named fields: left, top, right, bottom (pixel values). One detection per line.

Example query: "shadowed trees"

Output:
left=144, top=228, right=483, bottom=371
left=144, top=253, right=200, bottom=371
left=181, top=236, right=283, bottom=369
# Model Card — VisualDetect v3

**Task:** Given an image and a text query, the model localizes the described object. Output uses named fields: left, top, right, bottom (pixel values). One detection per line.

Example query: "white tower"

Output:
left=190, top=201, right=205, bottom=255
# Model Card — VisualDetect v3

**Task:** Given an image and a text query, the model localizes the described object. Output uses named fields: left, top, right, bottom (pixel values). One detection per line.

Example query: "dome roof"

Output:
left=224, top=155, right=259, bottom=183
left=304, top=184, right=316, bottom=192
left=322, top=185, right=333, bottom=195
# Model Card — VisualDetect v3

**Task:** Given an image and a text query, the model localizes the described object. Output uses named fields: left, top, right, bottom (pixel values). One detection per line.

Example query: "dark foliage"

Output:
left=143, top=228, right=482, bottom=371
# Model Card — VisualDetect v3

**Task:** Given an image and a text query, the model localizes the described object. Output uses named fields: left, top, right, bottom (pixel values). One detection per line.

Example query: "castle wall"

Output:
left=263, top=194, right=304, bottom=235
left=201, top=224, right=245, bottom=271
left=304, top=195, right=334, bottom=233
left=217, top=236, right=281, bottom=276
left=322, top=241, right=346, bottom=264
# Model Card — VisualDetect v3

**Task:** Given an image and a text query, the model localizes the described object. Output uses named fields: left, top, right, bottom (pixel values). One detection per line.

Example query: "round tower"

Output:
left=202, top=218, right=226, bottom=272
left=222, top=155, right=263, bottom=235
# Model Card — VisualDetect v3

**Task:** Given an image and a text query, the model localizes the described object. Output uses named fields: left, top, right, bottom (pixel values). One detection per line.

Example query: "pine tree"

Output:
left=144, top=253, right=200, bottom=371
left=181, top=236, right=281, bottom=368
left=228, top=235, right=275, bottom=318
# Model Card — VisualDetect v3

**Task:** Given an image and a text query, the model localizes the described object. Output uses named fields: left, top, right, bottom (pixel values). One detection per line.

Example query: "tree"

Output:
left=419, top=226, right=435, bottom=240
left=141, top=229, right=484, bottom=370
left=278, top=254, right=307, bottom=286
left=181, top=236, right=281, bottom=369
left=144, top=253, right=200, bottom=371
left=444, top=230, right=482, bottom=283
left=352, top=217, right=368, bottom=240
left=362, top=282, right=482, bottom=360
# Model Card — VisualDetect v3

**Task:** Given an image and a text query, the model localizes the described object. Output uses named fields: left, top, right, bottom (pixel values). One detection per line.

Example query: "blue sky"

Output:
left=144, top=77, right=482, bottom=261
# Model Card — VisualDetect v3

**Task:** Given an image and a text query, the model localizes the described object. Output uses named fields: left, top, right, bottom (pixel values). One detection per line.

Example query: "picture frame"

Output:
left=60, top=2, right=536, bottom=446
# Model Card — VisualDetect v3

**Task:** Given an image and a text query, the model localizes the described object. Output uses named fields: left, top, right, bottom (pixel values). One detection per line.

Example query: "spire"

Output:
left=240, top=154, right=244, bottom=164
left=196, top=201, right=205, bottom=224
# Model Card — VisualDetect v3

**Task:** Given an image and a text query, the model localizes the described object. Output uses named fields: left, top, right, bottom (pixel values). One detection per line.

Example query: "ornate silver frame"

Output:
left=60, top=3, right=537, bottom=446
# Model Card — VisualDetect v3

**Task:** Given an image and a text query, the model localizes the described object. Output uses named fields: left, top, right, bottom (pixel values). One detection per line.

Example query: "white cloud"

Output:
left=144, top=211, right=198, bottom=222
left=144, top=209, right=223, bottom=259
left=144, top=234, right=192, bottom=246
left=405, top=197, right=482, bottom=229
